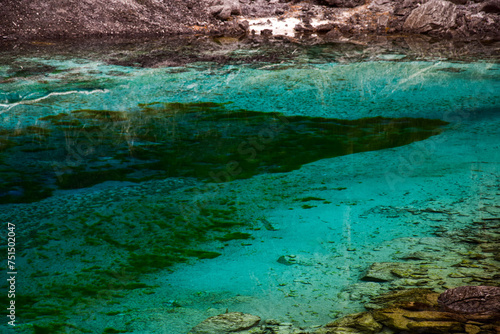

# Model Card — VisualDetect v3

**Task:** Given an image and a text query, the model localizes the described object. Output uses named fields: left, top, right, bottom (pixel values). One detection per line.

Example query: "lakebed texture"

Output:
left=0, top=42, right=499, bottom=333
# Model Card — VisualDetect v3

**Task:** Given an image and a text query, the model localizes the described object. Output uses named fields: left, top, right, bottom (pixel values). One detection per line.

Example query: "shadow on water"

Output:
left=0, top=102, right=448, bottom=204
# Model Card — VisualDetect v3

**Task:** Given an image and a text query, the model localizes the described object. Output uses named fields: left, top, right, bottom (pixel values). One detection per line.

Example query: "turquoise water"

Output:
left=0, top=43, right=499, bottom=333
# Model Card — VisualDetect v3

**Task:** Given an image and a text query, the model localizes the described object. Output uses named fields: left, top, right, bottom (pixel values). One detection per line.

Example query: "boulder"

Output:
left=189, top=312, right=261, bottom=334
left=438, top=286, right=500, bottom=314
left=480, top=0, right=500, bottom=13
left=368, top=0, right=395, bottom=13
left=394, top=0, right=426, bottom=17
left=403, top=0, right=458, bottom=34
left=315, top=23, right=336, bottom=33
left=210, top=0, right=242, bottom=20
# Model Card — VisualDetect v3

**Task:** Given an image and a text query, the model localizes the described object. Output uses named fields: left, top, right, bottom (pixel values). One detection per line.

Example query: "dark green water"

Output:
left=0, top=101, right=447, bottom=204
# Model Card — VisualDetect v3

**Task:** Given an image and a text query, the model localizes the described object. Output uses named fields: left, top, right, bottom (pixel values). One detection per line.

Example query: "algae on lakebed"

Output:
left=6, top=184, right=248, bottom=330
left=0, top=101, right=448, bottom=204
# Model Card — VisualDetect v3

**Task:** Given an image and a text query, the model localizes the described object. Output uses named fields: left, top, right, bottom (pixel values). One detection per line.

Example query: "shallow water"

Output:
left=0, top=39, right=499, bottom=333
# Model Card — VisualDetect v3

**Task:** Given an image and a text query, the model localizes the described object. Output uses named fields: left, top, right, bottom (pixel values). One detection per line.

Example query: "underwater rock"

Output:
left=277, top=254, right=315, bottom=266
left=360, top=262, right=426, bottom=282
left=373, top=308, right=462, bottom=332
left=368, top=288, right=440, bottom=310
left=277, top=255, right=297, bottom=266
left=263, top=321, right=311, bottom=334
left=316, top=312, right=382, bottom=334
left=189, top=312, right=261, bottom=334
left=321, top=286, right=500, bottom=334
left=400, top=251, right=439, bottom=261
left=438, top=286, right=500, bottom=314
left=191, top=314, right=315, bottom=334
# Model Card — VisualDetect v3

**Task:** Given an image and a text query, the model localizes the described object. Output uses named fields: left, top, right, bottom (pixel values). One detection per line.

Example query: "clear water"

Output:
left=0, top=41, right=499, bottom=333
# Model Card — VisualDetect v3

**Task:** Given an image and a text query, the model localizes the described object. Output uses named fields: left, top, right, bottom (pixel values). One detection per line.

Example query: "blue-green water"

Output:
left=0, top=42, right=499, bottom=333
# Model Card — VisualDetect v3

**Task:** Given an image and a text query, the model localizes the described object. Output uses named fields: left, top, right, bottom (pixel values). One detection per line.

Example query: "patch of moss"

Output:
left=0, top=137, right=17, bottom=151
left=126, top=252, right=186, bottom=274
left=72, top=109, right=128, bottom=122
left=55, top=120, right=83, bottom=126
left=104, top=328, right=128, bottom=333
left=105, top=311, right=122, bottom=316
left=295, top=196, right=325, bottom=202
left=217, top=232, right=252, bottom=242
left=122, top=283, right=152, bottom=290
left=183, top=249, right=222, bottom=259
left=66, top=249, right=83, bottom=256
left=40, top=113, right=69, bottom=122
left=33, top=324, right=67, bottom=334
left=25, top=125, right=52, bottom=135
left=208, top=219, right=244, bottom=231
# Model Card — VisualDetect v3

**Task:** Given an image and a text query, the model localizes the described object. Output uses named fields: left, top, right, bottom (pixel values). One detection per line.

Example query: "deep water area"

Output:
left=0, top=38, right=499, bottom=334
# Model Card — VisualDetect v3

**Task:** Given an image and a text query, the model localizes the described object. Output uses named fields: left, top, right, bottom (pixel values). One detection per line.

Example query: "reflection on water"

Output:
left=0, top=40, right=499, bottom=333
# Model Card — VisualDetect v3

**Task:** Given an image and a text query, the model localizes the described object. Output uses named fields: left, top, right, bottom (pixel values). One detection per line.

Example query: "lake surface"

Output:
left=0, top=38, right=499, bottom=333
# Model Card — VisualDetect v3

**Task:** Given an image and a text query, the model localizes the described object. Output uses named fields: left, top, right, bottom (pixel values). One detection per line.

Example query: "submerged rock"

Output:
left=360, top=262, right=426, bottom=282
left=189, top=313, right=310, bottom=334
left=315, top=285, right=500, bottom=334
left=438, top=285, right=500, bottom=314
left=373, top=308, right=461, bottom=332
left=189, top=312, right=261, bottom=334
left=316, top=312, right=382, bottom=334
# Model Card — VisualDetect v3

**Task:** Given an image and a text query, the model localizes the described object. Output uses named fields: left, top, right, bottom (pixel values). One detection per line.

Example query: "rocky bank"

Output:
left=1, top=0, right=499, bottom=41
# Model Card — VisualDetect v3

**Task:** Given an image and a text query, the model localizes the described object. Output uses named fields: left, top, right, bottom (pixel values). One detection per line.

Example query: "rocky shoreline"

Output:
left=1, top=0, right=499, bottom=42
left=189, top=218, right=500, bottom=334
